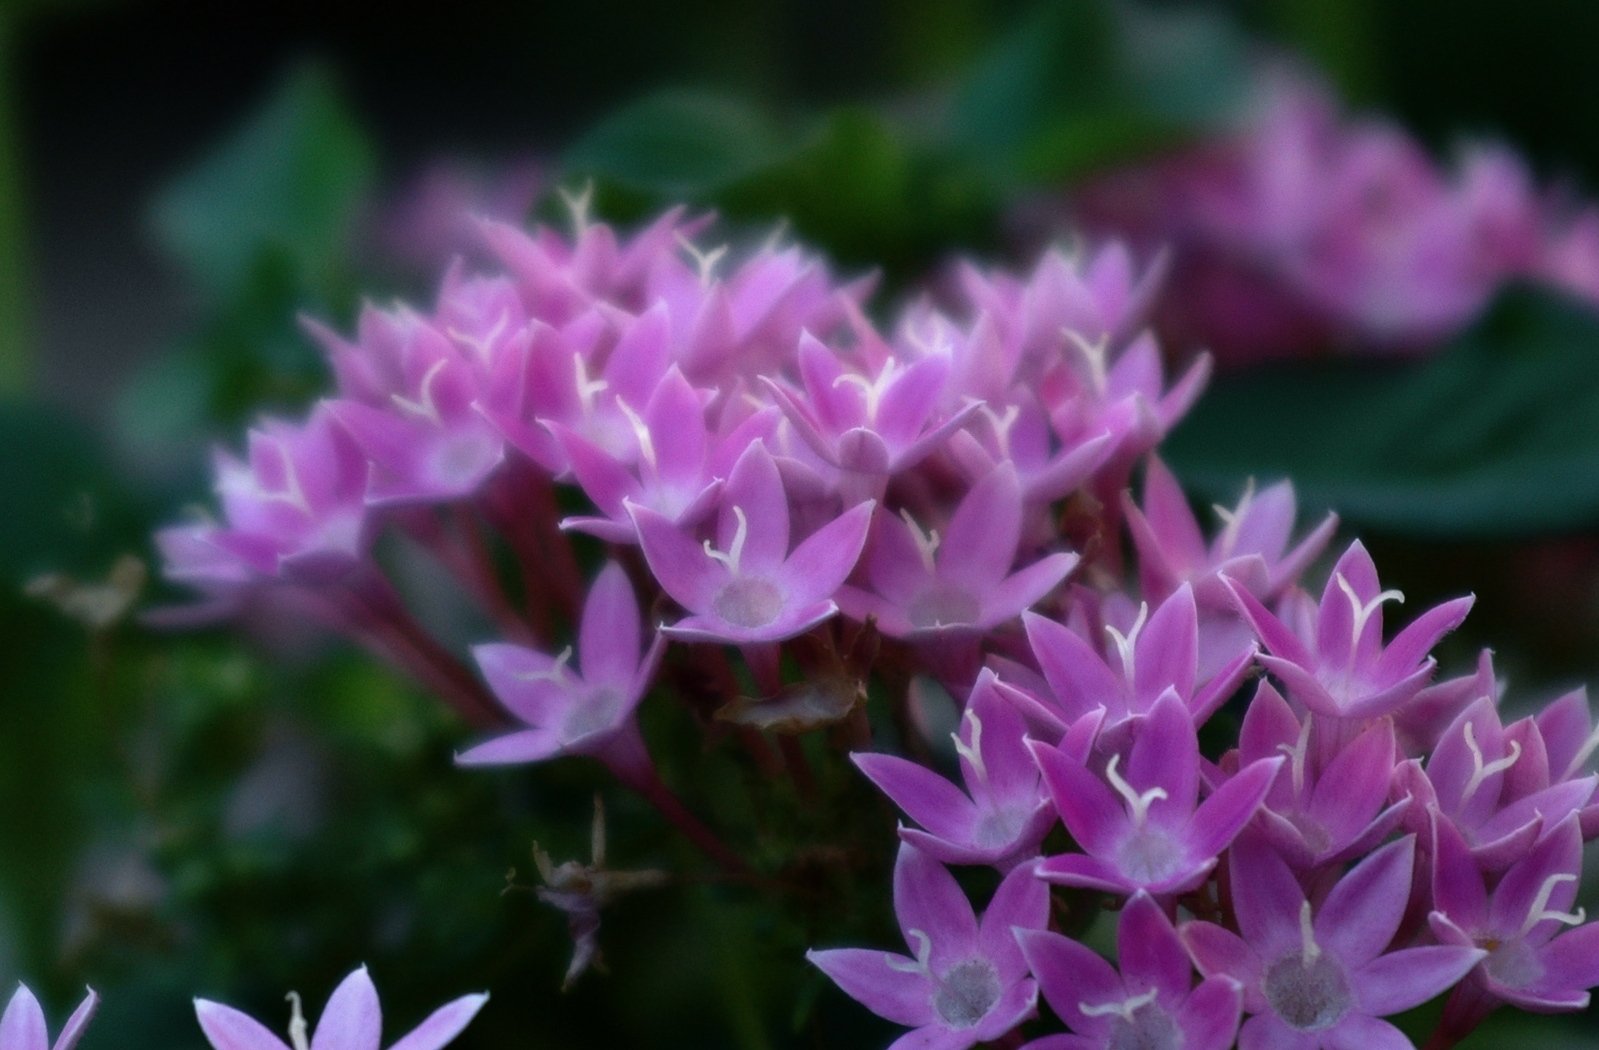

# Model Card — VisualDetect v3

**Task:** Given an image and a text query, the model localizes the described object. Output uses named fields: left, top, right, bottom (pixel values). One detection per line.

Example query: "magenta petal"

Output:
left=1025, top=613, right=1123, bottom=721
left=1226, top=578, right=1311, bottom=667
left=310, top=967, right=382, bottom=1050
left=1128, top=692, right=1200, bottom=816
left=779, top=501, right=875, bottom=605
left=193, top=1001, right=293, bottom=1050
left=51, top=990, right=99, bottom=1050
left=1317, top=837, right=1416, bottom=967
left=1429, top=815, right=1488, bottom=930
left=1180, top=976, right=1243, bottom=1050
left=1117, top=892, right=1190, bottom=1000
left=1227, top=835, right=1304, bottom=962
left=455, top=728, right=564, bottom=767
left=980, top=555, right=1079, bottom=630
left=1028, top=739, right=1125, bottom=856
left=1537, top=924, right=1599, bottom=993
left=853, top=753, right=978, bottom=841
left=807, top=949, right=935, bottom=1028
left=628, top=502, right=724, bottom=612
left=1, top=987, right=48, bottom=1050
left=1015, top=929, right=1122, bottom=1034
left=1136, top=585, right=1198, bottom=703
left=1239, top=1013, right=1318, bottom=1050
left=942, top=465, right=1023, bottom=591
left=894, top=844, right=980, bottom=970
left=385, top=993, right=489, bottom=1050
left=1180, top=922, right=1264, bottom=1012
left=1140, top=457, right=1207, bottom=568
left=1488, top=816, right=1583, bottom=942
left=719, top=443, right=789, bottom=571
left=1321, top=1015, right=1414, bottom=1050
left=578, top=563, right=642, bottom=688
left=1186, top=757, right=1281, bottom=860
left=1035, top=852, right=1131, bottom=894
left=1307, top=721, right=1394, bottom=840
left=1354, top=945, right=1484, bottom=1015
left=979, top=861, right=1049, bottom=981
left=1374, top=595, right=1475, bottom=682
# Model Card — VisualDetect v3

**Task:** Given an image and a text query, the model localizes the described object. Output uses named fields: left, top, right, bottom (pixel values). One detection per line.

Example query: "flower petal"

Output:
left=311, top=967, right=382, bottom=1050
left=1353, top=945, right=1484, bottom=1016
left=806, top=949, right=935, bottom=1028
left=1316, top=836, right=1416, bottom=967
left=385, top=993, right=489, bottom=1050
left=1, top=986, right=48, bottom=1050
left=193, top=1000, right=293, bottom=1050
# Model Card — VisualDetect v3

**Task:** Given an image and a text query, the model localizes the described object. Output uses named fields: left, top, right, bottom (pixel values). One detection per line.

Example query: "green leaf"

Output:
left=151, top=63, right=374, bottom=297
left=948, top=0, right=1250, bottom=184
left=564, top=90, right=787, bottom=198
left=1165, top=289, right=1599, bottom=538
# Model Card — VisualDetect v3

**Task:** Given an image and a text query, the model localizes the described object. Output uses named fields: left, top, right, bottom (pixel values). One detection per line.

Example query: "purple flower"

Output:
left=195, top=966, right=486, bottom=1050
left=457, top=562, right=664, bottom=781
left=1, top=986, right=97, bottom=1050
left=807, top=843, right=1046, bottom=1049
left=1030, top=692, right=1281, bottom=896
left=1183, top=835, right=1484, bottom=1049
left=764, top=333, right=980, bottom=498
left=944, top=394, right=1113, bottom=505
left=1235, top=683, right=1409, bottom=869
left=853, top=670, right=1058, bottom=869
left=1123, top=456, right=1336, bottom=606
left=630, top=441, right=873, bottom=644
left=1430, top=813, right=1599, bottom=1013
left=1020, top=584, right=1254, bottom=733
left=1529, top=687, right=1599, bottom=836
left=836, top=465, right=1078, bottom=639
left=1017, top=892, right=1242, bottom=1050
left=1228, top=540, right=1474, bottom=720
left=157, top=405, right=369, bottom=588
left=1394, top=696, right=1597, bottom=871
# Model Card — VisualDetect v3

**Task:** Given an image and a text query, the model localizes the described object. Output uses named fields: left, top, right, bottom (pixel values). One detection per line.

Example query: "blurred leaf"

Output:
left=565, top=90, right=786, bottom=198
left=948, top=0, right=1250, bottom=183
left=151, top=63, right=374, bottom=297
left=1166, top=289, right=1599, bottom=537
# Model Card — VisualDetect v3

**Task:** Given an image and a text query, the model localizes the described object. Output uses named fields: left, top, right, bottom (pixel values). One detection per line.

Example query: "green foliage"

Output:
left=1167, top=288, right=1599, bottom=537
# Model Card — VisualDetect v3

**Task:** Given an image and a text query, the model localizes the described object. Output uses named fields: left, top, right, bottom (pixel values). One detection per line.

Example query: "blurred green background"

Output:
left=4, top=0, right=1599, bottom=1046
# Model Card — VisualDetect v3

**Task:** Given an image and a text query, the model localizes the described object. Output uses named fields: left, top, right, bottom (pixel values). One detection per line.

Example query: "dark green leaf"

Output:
left=1165, top=289, right=1599, bottom=537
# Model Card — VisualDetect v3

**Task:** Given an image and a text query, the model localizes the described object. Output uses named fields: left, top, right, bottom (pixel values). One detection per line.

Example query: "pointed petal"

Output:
left=1239, top=1013, right=1318, bottom=1050
left=1136, top=586, right=1198, bottom=705
left=385, top=994, right=489, bottom=1050
left=628, top=502, right=724, bottom=612
left=193, top=1001, right=293, bottom=1050
left=979, top=861, right=1050, bottom=982
left=1186, top=757, right=1282, bottom=861
left=1140, top=456, right=1207, bottom=569
left=779, top=501, right=874, bottom=605
left=1536, top=924, right=1599, bottom=995
left=720, top=442, right=789, bottom=571
left=1180, top=976, right=1244, bottom=1050
left=806, top=949, right=935, bottom=1028
left=1014, top=929, right=1121, bottom=1035
left=310, top=967, right=381, bottom=1050
left=1228, top=834, right=1304, bottom=963
left=1317, top=836, right=1416, bottom=967
left=578, top=562, right=642, bottom=687
left=1306, top=720, right=1394, bottom=840
left=1025, top=613, right=1123, bottom=721
left=1, top=986, right=47, bottom=1050
left=1129, top=691, right=1200, bottom=818
left=1117, top=892, right=1191, bottom=1000
left=1488, top=816, right=1583, bottom=942
left=942, top=465, right=1023, bottom=591
left=894, top=843, right=980, bottom=969
left=978, top=555, right=1078, bottom=630
left=1430, top=814, right=1488, bottom=931
left=1180, top=922, right=1264, bottom=1013
left=1027, top=739, right=1125, bottom=856
left=1225, top=579, right=1311, bottom=666
left=51, top=990, right=99, bottom=1050
left=1354, top=945, right=1484, bottom=1015
left=1034, top=852, right=1132, bottom=894
left=853, top=753, right=977, bottom=841
left=1374, top=596, right=1475, bottom=682
left=455, top=728, right=564, bottom=767
left=1321, top=1015, right=1415, bottom=1050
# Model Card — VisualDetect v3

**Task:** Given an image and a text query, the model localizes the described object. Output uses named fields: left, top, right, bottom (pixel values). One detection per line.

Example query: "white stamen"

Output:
left=1276, top=715, right=1313, bottom=798
left=1105, top=753, right=1167, bottom=829
left=759, top=217, right=790, bottom=254
left=1460, top=720, right=1521, bottom=806
left=515, top=645, right=575, bottom=686
left=676, top=232, right=729, bottom=285
left=702, top=506, right=749, bottom=575
left=616, top=399, right=657, bottom=473
left=977, top=402, right=1021, bottom=455
left=447, top=309, right=510, bottom=363
left=1078, top=986, right=1159, bottom=1021
left=832, top=363, right=897, bottom=423
left=558, top=180, right=594, bottom=236
left=286, top=991, right=310, bottom=1050
left=572, top=354, right=610, bottom=415
left=952, top=709, right=987, bottom=783
left=1519, top=873, right=1586, bottom=936
left=1212, top=478, right=1257, bottom=558
left=899, top=509, right=941, bottom=574
left=1064, top=329, right=1109, bottom=395
left=886, top=929, right=934, bottom=976
left=1299, top=900, right=1321, bottom=967
left=389, top=357, right=450, bottom=426
left=1105, top=603, right=1149, bottom=686
left=903, top=317, right=951, bottom=358
left=1334, top=574, right=1404, bottom=652
left=256, top=437, right=312, bottom=516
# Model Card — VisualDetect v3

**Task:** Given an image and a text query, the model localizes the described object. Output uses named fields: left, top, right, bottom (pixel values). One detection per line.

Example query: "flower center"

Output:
left=1263, top=952, right=1351, bottom=1031
left=908, top=585, right=981, bottom=630
left=933, top=959, right=1001, bottom=1028
left=1108, top=1004, right=1182, bottom=1050
left=713, top=576, right=785, bottom=628
left=1116, top=825, right=1186, bottom=885
left=564, top=687, right=624, bottom=740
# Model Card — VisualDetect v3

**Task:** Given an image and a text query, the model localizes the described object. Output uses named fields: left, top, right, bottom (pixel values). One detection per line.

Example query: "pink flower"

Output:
left=194, top=966, right=486, bottom=1050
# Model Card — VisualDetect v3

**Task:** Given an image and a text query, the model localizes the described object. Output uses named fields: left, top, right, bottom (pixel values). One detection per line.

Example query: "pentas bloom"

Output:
left=1123, top=457, right=1336, bottom=606
left=1228, top=540, right=1473, bottom=721
left=807, top=844, right=1046, bottom=1049
left=1394, top=695, right=1597, bottom=871
left=1233, top=683, right=1409, bottom=870
left=457, top=562, right=664, bottom=781
left=194, top=966, right=486, bottom=1050
left=1183, top=836, right=1484, bottom=1048
left=1017, top=892, right=1242, bottom=1050
left=157, top=405, right=370, bottom=589
left=1430, top=814, right=1599, bottom=1016
left=1029, top=692, right=1281, bottom=896
left=630, top=441, right=873, bottom=644
left=836, top=465, right=1078, bottom=640
left=0, top=986, right=96, bottom=1050
left=852, top=670, right=1058, bottom=869
left=1018, top=583, right=1254, bottom=734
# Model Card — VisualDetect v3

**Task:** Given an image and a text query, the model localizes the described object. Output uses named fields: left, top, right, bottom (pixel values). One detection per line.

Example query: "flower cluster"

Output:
left=1072, top=68, right=1599, bottom=363
left=150, top=199, right=1599, bottom=1047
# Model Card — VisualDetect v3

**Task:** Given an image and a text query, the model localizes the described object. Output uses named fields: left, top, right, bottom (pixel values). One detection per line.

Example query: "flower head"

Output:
left=195, top=966, right=486, bottom=1050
